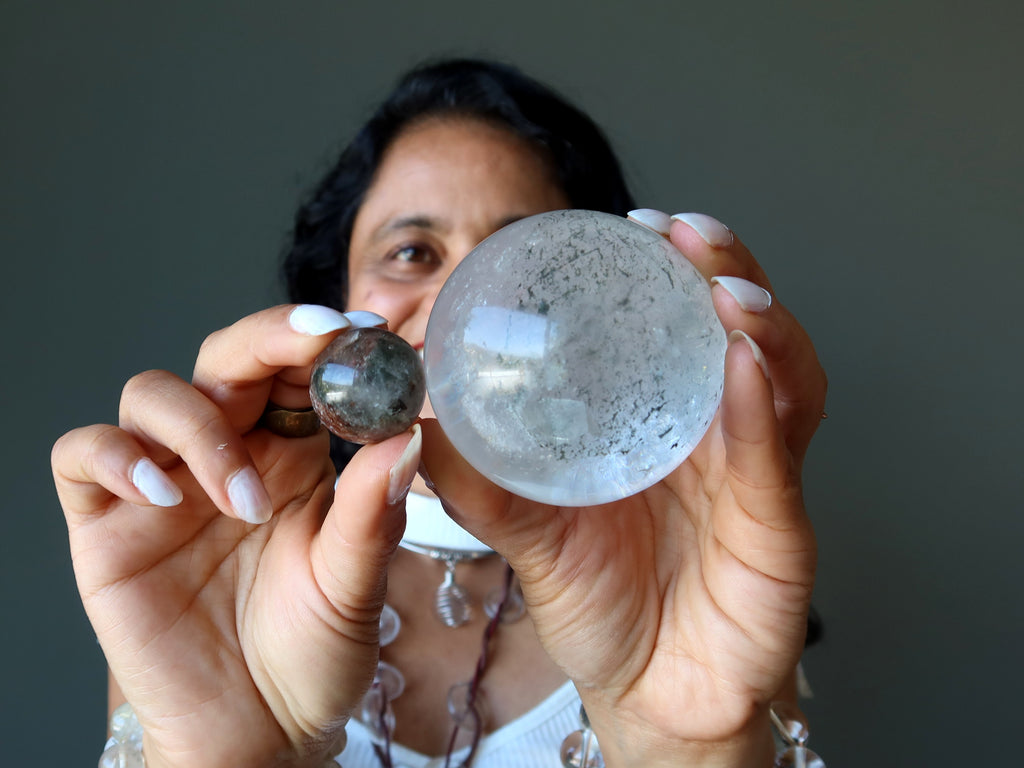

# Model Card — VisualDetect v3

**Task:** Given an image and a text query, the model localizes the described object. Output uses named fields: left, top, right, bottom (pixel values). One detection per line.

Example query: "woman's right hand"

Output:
left=52, top=305, right=421, bottom=768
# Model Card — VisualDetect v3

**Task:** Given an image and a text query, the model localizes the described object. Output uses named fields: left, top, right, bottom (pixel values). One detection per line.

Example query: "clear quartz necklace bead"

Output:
left=446, top=680, right=489, bottom=727
left=559, top=703, right=604, bottom=768
left=379, top=603, right=401, bottom=647
left=360, top=685, right=396, bottom=741
left=374, top=660, right=406, bottom=700
left=770, top=701, right=825, bottom=768
left=483, top=574, right=525, bottom=622
left=775, top=746, right=826, bottom=768
left=435, top=558, right=472, bottom=627
left=559, top=729, right=604, bottom=768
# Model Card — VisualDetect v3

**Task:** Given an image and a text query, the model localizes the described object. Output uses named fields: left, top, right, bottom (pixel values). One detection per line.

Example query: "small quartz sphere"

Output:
left=423, top=209, right=726, bottom=506
left=309, top=326, right=425, bottom=444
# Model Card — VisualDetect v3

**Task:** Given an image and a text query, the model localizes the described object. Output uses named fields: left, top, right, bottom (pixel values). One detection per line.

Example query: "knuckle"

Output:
left=50, top=428, right=77, bottom=465
left=81, top=425, right=126, bottom=476
left=174, top=407, right=239, bottom=465
left=120, top=369, right=176, bottom=403
left=85, top=423, right=123, bottom=453
left=52, top=423, right=110, bottom=458
left=198, top=314, right=257, bottom=362
left=50, top=427, right=87, bottom=472
left=119, top=369, right=187, bottom=422
left=51, top=424, right=123, bottom=484
left=197, top=327, right=227, bottom=358
left=183, top=408, right=226, bottom=446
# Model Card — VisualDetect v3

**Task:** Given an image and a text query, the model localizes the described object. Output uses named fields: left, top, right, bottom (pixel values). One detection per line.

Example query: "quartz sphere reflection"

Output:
left=423, top=209, right=726, bottom=506
left=309, top=327, right=425, bottom=444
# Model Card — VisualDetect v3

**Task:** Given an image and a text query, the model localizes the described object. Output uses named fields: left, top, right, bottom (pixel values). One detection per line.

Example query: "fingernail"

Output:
left=796, top=662, right=814, bottom=699
left=728, top=330, right=771, bottom=379
left=627, top=209, right=673, bottom=236
left=344, top=310, right=388, bottom=329
left=671, top=213, right=734, bottom=248
left=131, top=458, right=183, bottom=507
left=387, top=424, right=421, bottom=506
left=289, top=305, right=352, bottom=336
left=711, top=276, right=773, bottom=313
left=227, top=466, right=274, bottom=524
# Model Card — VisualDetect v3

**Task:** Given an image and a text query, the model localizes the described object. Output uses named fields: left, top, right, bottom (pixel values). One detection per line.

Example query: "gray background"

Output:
left=2, top=0, right=1021, bottom=763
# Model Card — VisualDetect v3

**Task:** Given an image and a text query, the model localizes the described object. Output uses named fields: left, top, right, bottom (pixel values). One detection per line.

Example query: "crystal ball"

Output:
left=309, top=326, right=425, bottom=444
left=423, top=209, right=726, bottom=506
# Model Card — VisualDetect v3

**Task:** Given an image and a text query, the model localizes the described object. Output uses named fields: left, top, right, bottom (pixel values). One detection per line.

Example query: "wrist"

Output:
left=592, top=708, right=775, bottom=768
left=103, top=702, right=344, bottom=768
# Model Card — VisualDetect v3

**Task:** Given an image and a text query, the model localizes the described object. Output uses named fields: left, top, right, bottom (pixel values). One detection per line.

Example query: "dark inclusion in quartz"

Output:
left=309, top=327, right=425, bottom=444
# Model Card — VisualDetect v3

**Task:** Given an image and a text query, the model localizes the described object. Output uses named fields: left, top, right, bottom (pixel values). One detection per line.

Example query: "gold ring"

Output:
left=259, top=403, right=322, bottom=438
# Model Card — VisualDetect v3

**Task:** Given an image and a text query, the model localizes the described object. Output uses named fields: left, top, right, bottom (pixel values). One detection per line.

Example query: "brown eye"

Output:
left=390, top=245, right=434, bottom=264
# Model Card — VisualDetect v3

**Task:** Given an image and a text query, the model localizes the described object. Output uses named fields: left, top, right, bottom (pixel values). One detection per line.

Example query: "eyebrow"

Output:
left=369, top=213, right=529, bottom=243
left=369, top=214, right=441, bottom=243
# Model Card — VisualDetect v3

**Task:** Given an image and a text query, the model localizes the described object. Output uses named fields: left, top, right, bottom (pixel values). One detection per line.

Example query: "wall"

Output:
left=2, top=0, right=1021, bottom=762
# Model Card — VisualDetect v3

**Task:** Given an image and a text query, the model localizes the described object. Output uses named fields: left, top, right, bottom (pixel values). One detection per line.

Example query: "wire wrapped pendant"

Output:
left=436, top=557, right=472, bottom=628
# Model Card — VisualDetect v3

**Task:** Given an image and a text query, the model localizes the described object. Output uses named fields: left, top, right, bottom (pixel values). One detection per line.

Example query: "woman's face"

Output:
left=346, top=118, right=571, bottom=415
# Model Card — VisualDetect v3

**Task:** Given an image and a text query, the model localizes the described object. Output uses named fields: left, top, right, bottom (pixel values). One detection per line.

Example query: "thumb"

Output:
left=311, top=424, right=421, bottom=638
left=417, top=418, right=518, bottom=535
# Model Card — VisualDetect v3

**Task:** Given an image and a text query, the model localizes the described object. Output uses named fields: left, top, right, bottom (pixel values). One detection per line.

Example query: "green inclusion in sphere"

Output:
left=423, top=210, right=726, bottom=506
left=309, top=327, right=425, bottom=444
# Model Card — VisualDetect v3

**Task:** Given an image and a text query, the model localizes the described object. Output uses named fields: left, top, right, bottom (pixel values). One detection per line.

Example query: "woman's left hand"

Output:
left=418, top=211, right=826, bottom=768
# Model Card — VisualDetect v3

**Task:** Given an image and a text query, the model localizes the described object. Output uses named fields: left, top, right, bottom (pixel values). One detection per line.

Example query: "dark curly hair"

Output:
left=281, top=57, right=635, bottom=312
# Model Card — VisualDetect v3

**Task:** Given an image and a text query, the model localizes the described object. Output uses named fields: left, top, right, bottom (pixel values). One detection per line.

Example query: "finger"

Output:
left=710, top=277, right=827, bottom=460
left=716, top=330, right=815, bottom=583
left=669, top=212, right=772, bottom=288
left=193, top=304, right=352, bottom=421
left=661, top=211, right=826, bottom=457
left=630, top=208, right=818, bottom=413
left=416, top=419, right=551, bottom=556
left=192, top=306, right=387, bottom=428
left=629, top=208, right=769, bottom=290
left=312, top=425, right=421, bottom=637
left=119, top=369, right=274, bottom=524
left=52, top=424, right=184, bottom=520
left=627, top=208, right=674, bottom=236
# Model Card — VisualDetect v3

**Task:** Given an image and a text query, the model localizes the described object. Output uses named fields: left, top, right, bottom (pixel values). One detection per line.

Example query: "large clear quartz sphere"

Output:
left=424, top=210, right=726, bottom=506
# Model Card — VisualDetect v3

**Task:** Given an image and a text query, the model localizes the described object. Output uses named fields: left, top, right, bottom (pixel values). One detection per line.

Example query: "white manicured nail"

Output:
left=344, top=310, right=388, bottom=328
left=627, top=209, right=673, bottom=236
left=671, top=213, right=734, bottom=248
left=131, top=458, right=183, bottom=507
left=711, top=276, right=773, bottom=313
left=387, top=424, right=422, bottom=506
left=227, top=467, right=273, bottom=524
left=289, top=305, right=352, bottom=336
left=729, top=330, right=771, bottom=379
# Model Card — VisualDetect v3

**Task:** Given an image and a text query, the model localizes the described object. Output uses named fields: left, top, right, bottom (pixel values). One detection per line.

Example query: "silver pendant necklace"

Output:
left=399, top=492, right=525, bottom=628
left=397, top=539, right=497, bottom=628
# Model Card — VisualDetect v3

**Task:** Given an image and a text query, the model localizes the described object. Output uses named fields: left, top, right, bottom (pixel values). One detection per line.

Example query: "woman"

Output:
left=53, top=59, right=827, bottom=768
